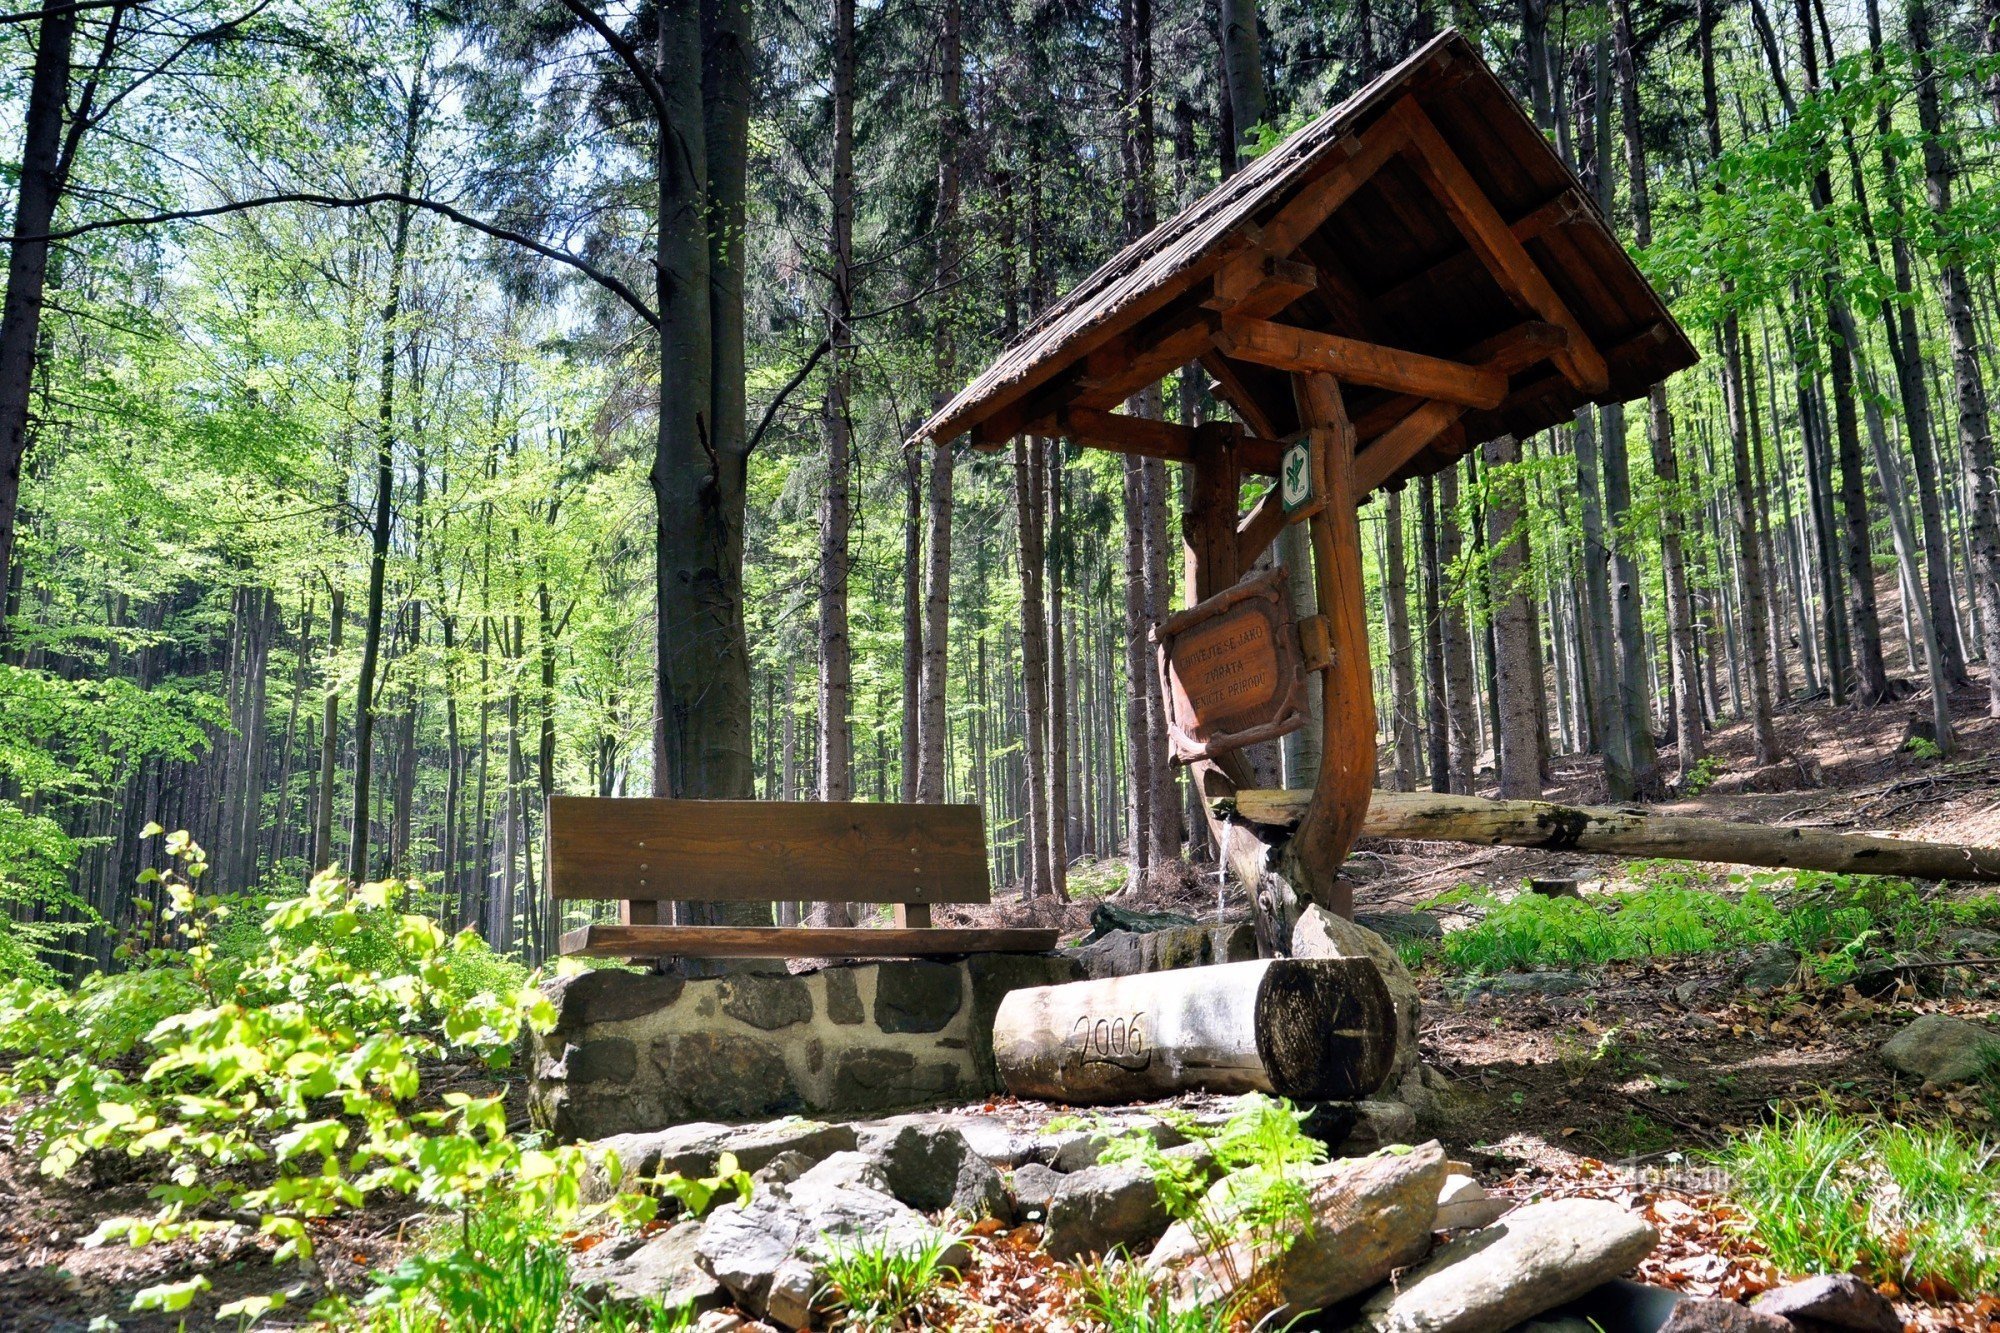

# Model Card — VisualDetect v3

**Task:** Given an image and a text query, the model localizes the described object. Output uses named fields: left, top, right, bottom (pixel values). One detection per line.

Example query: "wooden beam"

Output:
left=1200, top=350, right=1287, bottom=439
left=1184, top=423, right=1243, bottom=600
left=1216, top=316, right=1508, bottom=409
left=1217, top=789, right=2000, bottom=883
left=1396, top=107, right=1610, bottom=394
left=1236, top=483, right=1287, bottom=567
left=1059, top=407, right=1285, bottom=476
left=1257, top=100, right=1417, bottom=257
left=1206, top=248, right=1318, bottom=320
left=1353, top=400, right=1467, bottom=495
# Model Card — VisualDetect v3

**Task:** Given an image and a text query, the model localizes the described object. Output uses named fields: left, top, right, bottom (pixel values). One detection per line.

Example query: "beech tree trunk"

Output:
left=1381, top=487, right=1420, bottom=790
left=1436, top=463, right=1476, bottom=794
left=1482, top=435, right=1541, bottom=798
left=1015, top=437, right=1052, bottom=897
left=1910, top=0, right=2000, bottom=718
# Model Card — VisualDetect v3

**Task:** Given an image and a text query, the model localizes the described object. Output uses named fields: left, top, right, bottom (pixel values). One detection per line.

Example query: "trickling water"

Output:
left=1216, top=816, right=1233, bottom=922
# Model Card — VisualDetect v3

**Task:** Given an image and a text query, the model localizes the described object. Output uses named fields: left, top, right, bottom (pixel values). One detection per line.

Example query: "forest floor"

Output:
left=4, top=684, right=1999, bottom=1330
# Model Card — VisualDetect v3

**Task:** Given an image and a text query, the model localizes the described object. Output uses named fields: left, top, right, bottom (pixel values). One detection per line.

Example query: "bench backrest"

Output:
left=545, top=797, right=992, bottom=906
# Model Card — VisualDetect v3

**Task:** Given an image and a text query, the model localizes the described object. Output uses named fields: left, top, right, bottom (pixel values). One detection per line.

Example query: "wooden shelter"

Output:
left=910, top=31, right=1697, bottom=946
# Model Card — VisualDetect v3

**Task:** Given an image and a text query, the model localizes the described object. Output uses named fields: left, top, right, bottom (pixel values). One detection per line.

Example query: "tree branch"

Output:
left=554, top=0, right=670, bottom=126
left=4, top=191, right=661, bottom=327
left=746, top=338, right=830, bottom=456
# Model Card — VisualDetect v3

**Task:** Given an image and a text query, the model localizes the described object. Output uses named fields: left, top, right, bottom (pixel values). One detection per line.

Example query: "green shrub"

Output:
left=0, top=828, right=642, bottom=1324
left=1713, top=1110, right=2000, bottom=1299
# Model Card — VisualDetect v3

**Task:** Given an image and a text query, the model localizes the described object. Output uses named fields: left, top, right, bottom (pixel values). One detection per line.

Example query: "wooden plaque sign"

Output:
left=1154, top=565, right=1310, bottom=763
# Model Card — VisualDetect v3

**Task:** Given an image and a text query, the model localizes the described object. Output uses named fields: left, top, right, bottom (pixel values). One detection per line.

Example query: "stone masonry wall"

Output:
left=528, top=954, right=1079, bottom=1141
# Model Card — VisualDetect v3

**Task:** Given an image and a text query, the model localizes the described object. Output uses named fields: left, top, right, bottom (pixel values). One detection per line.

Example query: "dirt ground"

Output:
left=4, top=682, right=1998, bottom=1330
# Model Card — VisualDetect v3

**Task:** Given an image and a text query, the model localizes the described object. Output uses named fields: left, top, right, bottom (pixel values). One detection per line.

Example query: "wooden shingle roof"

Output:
left=908, top=30, right=1696, bottom=492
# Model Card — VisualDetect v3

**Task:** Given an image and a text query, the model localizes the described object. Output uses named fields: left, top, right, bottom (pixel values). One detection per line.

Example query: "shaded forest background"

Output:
left=2, top=0, right=1998, bottom=974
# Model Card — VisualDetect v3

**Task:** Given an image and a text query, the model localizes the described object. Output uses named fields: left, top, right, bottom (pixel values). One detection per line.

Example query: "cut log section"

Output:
left=991, top=957, right=1397, bottom=1105
left=1217, top=789, right=2000, bottom=883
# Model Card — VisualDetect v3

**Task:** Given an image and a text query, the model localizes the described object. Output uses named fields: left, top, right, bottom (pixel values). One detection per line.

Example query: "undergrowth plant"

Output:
left=816, top=1227, right=964, bottom=1332
left=0, top=829, right=681, bottom=1325
left=1074, top=1259, right=1243, bottom=1333
left=1427, top=870, right=2000, bottom=984
left=1094, top=1094, right=1325, bottom=1319
left=1713, top=1109, right=2000, bottom=1300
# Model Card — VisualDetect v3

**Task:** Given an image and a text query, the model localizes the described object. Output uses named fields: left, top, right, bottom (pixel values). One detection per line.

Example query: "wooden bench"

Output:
left=549, top=796, right=1062, bottom=959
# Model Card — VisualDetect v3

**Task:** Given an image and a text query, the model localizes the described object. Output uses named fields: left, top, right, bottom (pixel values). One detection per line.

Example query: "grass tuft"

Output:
left=1073, top=1260, right=1244, bottom=1333
left=1713, top=1110, right=2000, bottom=1300
left=816, top=1228, right=963, bottom=1332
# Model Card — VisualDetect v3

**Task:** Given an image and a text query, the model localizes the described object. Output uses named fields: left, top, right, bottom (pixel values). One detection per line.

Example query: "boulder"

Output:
left=1739, top=943, right=1800, bottom=996
left=1010, top=1163, right=1063, bottom=1223
left=1146, top=1140, right=1448, bottom=1314
left=1339, top=1099, right=1419, bottom=1153
left=697, top=1172, right=967, bottom=1329
left=1293, top=906, right=1421, bottom=1094
left=569, top=1219, right=724, bottom=1314
left=1434, top=1172, right=1508, bottom=1231
left=1880, top=1013, right=2000, bottom=1086
left=1357, top=1197, right=1658, bottom=1333
left=1749, top=1274, right=1900, bottom=1333
left=1070, top=922, right=1259, bottom=980
left=586, top=1119, right=856, bottom=1203
left=1356, top=909, right=1445, bottom=942
left=1658, top=1298, right=1794, bottom=1333
left=1041, top=1161, right=1171, bottom=1261
left=1452, top=972, right=1595, bottom=1001
left=855, top=1120, right=1011, bottom=1219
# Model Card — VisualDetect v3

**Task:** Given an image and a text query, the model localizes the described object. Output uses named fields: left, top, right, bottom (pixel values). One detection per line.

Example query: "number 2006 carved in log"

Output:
left=1069, top=1012, right=1149, bottom=1072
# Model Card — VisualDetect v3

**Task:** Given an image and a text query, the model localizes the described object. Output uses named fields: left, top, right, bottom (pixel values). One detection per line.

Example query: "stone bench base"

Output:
left=526, top=954, right=1080, bottom=1140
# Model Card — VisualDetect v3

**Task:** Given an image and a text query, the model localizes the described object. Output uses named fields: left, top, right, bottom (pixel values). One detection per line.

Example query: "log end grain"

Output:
left=1254, top=957, right=1398, bottom=1101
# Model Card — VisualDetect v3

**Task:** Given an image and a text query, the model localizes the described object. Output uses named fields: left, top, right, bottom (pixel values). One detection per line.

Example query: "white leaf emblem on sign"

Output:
left=1281, top=441, right=1312, bottom=510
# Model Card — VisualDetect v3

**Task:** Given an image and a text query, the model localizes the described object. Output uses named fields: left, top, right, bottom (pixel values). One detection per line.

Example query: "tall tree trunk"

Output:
left=1699, top=0, right=1783, bottom=764
left=1484, top=435, right=1542, bottom=798
left=901, top=454, right=921, bottom=803
left=1437, top=462, right=1477, bottom=794
left=1382, top=488, right=1420, bottom=790
left=0, top=0, right=77, bottom=638
left=1418, top=475, right=1451, bottom=792
left=1611, top=0, right=1703, bottom=773
left=1045, top=446, right=1070, bottom=898
left=916, top=0, right=962, bottom=804
left=1910, top=0, right=2000, bottom=715
left=350, top=151, right=419, bottom=881
left=1016, top=439, right=1052, bottom=896
left=1219, top=0, right=1265, bottom=168
left=1120, top=452, right=1153, bottom=881
left=810, top=0, right=856, bottom=929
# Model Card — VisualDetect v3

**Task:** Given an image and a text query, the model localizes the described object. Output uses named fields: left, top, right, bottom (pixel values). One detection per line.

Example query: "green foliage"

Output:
left=1073, top=1259, right=1244, bottom=1333
left=1680, top=755, right=1725, bottom=796
left=816, top=1227, right=964, bottom=1332
left=0, top=829, right=638, bottom=1323
left=1905, top=736, right=1945, bottom=761
left=1713, top=1110, right=2000, bottom=1299
left=1095, top=1095, right=1326, bottom=1315
left=1431, top=871, right=2000, bottom=984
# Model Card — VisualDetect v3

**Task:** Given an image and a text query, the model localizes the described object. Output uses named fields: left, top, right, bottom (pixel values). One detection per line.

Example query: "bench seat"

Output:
left=559, top=924, right=1062, bottom=959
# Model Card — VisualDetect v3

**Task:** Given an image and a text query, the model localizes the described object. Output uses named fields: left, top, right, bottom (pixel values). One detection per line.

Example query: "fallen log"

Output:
left=1216, top=789, right=2000, bottom=883
left=991, top=957, right=1396, bottom=1105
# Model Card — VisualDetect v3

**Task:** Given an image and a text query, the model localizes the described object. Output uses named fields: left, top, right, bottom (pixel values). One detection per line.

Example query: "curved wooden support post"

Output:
left=1281, top=374, right=1376, bottom=919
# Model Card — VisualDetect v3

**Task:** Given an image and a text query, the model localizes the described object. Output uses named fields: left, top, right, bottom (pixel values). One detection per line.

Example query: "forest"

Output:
left=3, top=0, right=2000, bottom=1328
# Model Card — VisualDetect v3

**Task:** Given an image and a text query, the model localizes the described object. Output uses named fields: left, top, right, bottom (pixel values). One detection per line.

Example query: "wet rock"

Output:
left=1739, top=943, right=1799, bottom=996
left=1357, top=1197, right=1658, bottom=1333
left=565, top=1037, right=637, bottom=1085
left=1069, top=922, right=1258, bottom=980
left=1148, top=1140, right=1447, bottom=1314
left=1880, top=1012, right=2000, bottom=1086
left=1749, top=1274, right=1900, bottom=1333
left=1041, top=1161, right=1170, bottom=1261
